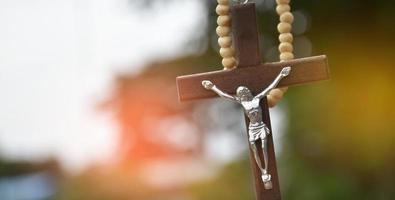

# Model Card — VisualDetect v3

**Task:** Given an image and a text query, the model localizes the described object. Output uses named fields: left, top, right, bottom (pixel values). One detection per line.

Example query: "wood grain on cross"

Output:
left=176, top=3, right=330, bottom=200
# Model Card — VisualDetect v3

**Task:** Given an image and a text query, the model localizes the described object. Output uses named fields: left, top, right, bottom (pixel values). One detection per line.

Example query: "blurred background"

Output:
left=0, top=0, right=394, bottom=199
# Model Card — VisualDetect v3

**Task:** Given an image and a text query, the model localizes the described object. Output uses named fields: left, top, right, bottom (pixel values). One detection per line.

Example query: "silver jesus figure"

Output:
left=202, top=66, right=291, bottom=190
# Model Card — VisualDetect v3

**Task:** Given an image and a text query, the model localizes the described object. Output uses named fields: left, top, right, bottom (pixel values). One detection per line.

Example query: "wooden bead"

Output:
left=276, top=0, right=291, bottom=4
left=267, top=88, right=288, bottom=108
left=280, top=52, right=294, bottom=60
left=280, top=12, right=294, bottom=23
left=222, top=57, right=236, bottom=69
left=216, top=5, right=230, bottom=15
left=276, top=5, right=291, bottom=15
left=220, top=47, right=234, bottom=58
left=217, top=0, right=229, bottom=5
left=267, top=96, right=280, bottom=108
left=217, top=16, right=231, bottom=26
left=216, top=26, right=231, bottom=37
left=279, top=33, right=293, bottom=43
left=269, top=89, right=284, bottom=100
left=218, top=36, right=232, bottom=48
left=279, top=42, right=293, bottom=53
left=277, top=22, right=292, bottom=33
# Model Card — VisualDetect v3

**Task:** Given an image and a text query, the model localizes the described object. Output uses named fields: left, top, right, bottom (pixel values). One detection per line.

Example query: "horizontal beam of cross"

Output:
left=177, top=55, right=330, bottom=101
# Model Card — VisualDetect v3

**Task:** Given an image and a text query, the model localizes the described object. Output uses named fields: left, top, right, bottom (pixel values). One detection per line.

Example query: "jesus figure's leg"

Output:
left=261, top=138, right=273, bottom=189
left=261, top=138, right=269, bottom=175
left=250, top=142, right=265, bottom=175
left=251, top=141, right=272, bottom=190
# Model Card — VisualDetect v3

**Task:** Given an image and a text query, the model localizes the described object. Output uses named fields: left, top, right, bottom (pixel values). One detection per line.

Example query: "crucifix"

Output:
left=176, top=2, right=330, bottom=200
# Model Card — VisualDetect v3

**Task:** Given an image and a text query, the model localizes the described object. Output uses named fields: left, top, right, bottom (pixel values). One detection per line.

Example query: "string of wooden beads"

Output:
left=216, top=0, right=237, bottom=70
left=267, top=0, right=294, bottom=108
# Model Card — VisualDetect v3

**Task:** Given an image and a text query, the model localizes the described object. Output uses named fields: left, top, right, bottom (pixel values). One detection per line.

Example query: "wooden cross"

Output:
left=176, top=3, right=330, bottom=200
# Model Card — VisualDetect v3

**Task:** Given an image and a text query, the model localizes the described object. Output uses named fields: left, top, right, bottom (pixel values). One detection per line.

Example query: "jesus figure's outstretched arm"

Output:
left=202, top=80, right=238, bottom=102
left=255, top=66, right=291, bottom=99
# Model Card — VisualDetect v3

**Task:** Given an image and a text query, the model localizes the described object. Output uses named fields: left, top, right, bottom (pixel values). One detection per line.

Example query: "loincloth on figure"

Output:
left=248, top=122, right=271, bottom=143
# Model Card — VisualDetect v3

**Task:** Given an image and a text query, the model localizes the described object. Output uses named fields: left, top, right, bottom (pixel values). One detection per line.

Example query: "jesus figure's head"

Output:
left=236, top=86, right=253, bottom=101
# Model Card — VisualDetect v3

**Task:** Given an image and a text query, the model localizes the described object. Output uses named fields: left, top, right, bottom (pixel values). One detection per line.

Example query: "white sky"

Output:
left=0, top=0, right=206, bottom=172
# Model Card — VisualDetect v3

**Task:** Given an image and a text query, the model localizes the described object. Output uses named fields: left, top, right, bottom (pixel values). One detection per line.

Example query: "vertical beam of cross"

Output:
left=232, top=3, right=281, bottom=200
